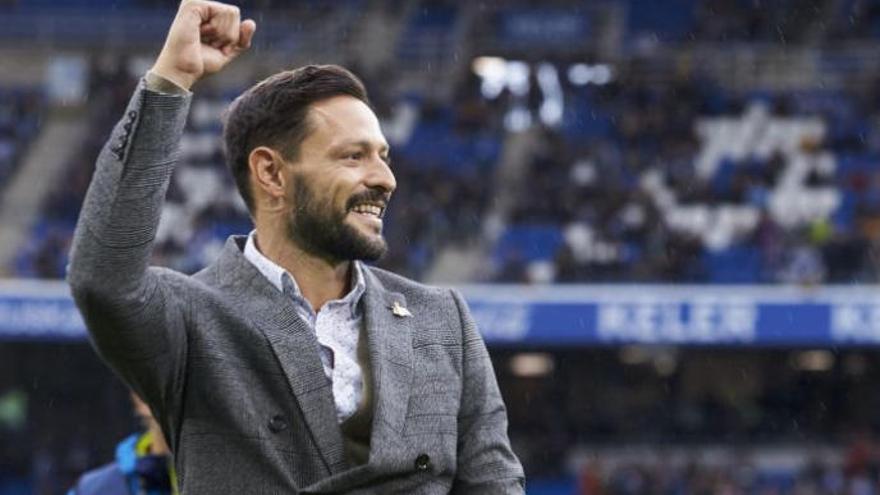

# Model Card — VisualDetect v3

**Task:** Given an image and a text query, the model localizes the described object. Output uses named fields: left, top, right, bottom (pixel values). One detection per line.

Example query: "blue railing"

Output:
left=3, top=280, right=880, bottom=346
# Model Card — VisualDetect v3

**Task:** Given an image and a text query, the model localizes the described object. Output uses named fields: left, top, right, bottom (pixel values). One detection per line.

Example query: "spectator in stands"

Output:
left=67, top=393, right=175, bottom=495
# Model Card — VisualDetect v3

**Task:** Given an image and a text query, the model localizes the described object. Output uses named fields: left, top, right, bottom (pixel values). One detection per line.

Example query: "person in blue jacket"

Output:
left=68, top=394, right=176, bottom=495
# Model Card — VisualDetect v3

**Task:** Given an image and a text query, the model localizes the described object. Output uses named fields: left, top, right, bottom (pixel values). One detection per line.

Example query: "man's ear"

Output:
left=248, top=146, right=288, bottom=210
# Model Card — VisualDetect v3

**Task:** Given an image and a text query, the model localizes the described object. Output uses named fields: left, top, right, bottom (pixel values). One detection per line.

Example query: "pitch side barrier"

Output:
left=1, top=280, right=880, bottom=346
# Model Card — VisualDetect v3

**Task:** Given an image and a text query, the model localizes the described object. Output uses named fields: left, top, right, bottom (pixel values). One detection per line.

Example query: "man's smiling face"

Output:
left=282, top=95, right=396, bottom=263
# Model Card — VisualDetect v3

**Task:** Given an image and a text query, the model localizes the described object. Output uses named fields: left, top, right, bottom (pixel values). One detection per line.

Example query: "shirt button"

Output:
left=268, top=415, right=288, bottom=433
left=414, top=453, right=430, bottom=471
left=128, top=110, right=137, bottom=119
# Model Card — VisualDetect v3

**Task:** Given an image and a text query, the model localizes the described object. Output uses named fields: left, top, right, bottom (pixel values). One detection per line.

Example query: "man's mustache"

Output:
left=346, top=189, right=391, bottom=210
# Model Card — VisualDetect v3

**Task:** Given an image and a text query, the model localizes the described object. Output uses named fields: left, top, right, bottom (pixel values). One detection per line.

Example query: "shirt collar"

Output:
left=243, top=231, right=366, bottom=315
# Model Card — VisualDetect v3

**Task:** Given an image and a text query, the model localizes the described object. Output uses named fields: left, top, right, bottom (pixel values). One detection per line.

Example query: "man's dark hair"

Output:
left=222, top=64, right=370, bottom=212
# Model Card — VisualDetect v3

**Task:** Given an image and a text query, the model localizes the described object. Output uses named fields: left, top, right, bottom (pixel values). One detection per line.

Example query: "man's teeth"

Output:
left=351, top=204, right=382, bottom=217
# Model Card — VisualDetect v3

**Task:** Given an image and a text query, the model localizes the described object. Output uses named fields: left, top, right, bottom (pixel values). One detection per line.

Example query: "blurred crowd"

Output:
left=11, top=53, right=502, bottom=281
left=6, top=0, right=880, bottom=285
left=574, top=442, right=880, bottom=495
left=492, top=62, right=880, bottom=284
left=0, top=88, right=43, bottom=189
left=6, top=345, right=880, bottom=494
left=629, top=0, right=880, bottom=44
left=17, top=55, right=880, bottom=286
left=495, top=349, right=880, bottom=480
left=14, top=59, right=136, bottom=279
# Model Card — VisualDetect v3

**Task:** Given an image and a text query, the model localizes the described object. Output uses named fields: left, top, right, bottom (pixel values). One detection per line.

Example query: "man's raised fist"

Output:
left=151, top=0, right=256, bottom=90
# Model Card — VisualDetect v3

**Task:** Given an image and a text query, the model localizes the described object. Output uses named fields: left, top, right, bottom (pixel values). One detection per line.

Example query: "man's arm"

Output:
left=67, top=0, right=254, bottom=414
left=450, top=290, right=525, bottom=494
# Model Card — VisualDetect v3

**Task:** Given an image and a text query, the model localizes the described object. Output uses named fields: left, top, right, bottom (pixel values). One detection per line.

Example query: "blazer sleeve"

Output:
left=67, top=79, right=192, bottom=426
left=449, top=289, right=525, bottom=494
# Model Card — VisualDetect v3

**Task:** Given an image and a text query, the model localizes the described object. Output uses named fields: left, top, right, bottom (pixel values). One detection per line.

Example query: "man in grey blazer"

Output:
left=67, top=0, right=524, bottom=493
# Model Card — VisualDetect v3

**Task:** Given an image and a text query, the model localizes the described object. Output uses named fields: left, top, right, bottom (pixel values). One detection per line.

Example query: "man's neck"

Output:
left=254, top=225, right=351, bottom=312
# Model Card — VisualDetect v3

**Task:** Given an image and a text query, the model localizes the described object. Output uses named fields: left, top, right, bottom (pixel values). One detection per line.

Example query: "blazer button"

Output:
left=268, top=415, right=288, bottom=433
left=414, top=453, right=430, bottom=471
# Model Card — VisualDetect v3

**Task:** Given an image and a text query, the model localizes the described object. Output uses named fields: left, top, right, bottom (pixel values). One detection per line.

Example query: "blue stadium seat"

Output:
left=13, top=0, right=135, bottom=7
left=410, top=4, right=457, bottom=28
left=562, top=92, right=613, bottom=141
left=494, top=224, right=565, bottom=263
left=703, top=245, right=762, bottom=283
left=209, top=219, right=254, bottom=241
left=397, top=4, right=458, bottom=61
left=710, top=157, right=738, bottom=195
left=626, top=0, right=697, bottom=41
left=524, top=477, right=575, bottom=495
left=400, top=111, right=499, bottom=176
left=833, top=192, right=856, bottom=230
left=835, top=153, right=878, bottom=177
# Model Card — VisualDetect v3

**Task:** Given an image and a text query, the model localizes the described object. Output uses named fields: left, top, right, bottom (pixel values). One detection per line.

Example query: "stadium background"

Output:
left=1, top=0, right=880, bottom=493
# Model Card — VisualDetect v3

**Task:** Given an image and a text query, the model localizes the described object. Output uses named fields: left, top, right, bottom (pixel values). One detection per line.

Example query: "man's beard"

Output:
left=286, top=177, right=388, bottom=264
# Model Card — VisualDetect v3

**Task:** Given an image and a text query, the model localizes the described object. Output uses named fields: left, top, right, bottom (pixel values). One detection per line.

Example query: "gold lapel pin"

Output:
left=391, top=301, right=412, bottom=317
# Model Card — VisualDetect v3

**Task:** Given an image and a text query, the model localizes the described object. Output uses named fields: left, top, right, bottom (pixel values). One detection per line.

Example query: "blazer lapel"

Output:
left=361, top=269, right=413, bottom=465
left=216, top=238, right=348, bottom=475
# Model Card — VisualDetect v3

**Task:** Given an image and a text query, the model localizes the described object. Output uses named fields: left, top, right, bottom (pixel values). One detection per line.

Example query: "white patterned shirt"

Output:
left=243, top=231, right=365, bottom=423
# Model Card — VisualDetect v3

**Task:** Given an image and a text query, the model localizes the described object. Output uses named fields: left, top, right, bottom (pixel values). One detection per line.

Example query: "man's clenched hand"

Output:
left=151, top=0, right=256, bottom=90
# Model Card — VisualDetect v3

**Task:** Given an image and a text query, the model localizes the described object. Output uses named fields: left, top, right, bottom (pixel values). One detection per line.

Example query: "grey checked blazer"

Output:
left=67, top=81, right=525, bottom=493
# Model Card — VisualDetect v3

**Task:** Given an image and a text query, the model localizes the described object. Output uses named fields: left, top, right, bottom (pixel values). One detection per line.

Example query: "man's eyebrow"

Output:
left=330, top=140, right=390, bottom=153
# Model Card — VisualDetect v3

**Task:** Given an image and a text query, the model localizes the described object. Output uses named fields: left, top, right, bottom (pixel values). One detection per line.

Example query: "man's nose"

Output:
left=367, top=156, right=396, bottom=193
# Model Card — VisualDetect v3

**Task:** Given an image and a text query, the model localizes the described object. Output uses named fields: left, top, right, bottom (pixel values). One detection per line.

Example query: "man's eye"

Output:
left=346, top=152, right=363, bottom=160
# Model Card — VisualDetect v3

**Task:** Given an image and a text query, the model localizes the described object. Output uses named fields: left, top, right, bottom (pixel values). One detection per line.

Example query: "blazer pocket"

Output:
left=402, top=412, right=457, bottom=437
left=404, top=392, right=459, bottom=436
